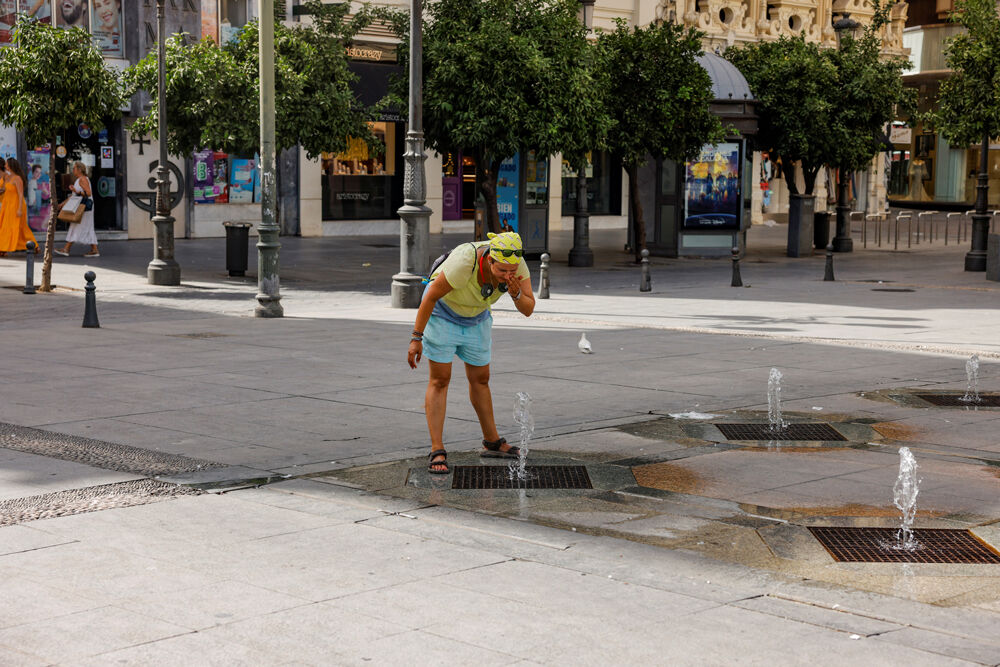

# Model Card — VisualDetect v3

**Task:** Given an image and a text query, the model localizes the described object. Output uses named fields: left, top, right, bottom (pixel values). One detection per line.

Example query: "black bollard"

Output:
left=730, top=246, right=743, bottom=287
left=23, top=241, right=36, bottom=294
left=538, top=253, right=550, bottom=299
left=824, top=243, right=835, bottom=281
left=639, top=249, right=651, bottom=292
left=82, top=271, right=100, bottom=328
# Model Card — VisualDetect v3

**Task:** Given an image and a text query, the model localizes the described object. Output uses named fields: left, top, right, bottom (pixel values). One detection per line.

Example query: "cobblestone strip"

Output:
left=0, top=479, right=201, bottom=527
left=0, top=422, right=222, bottom=477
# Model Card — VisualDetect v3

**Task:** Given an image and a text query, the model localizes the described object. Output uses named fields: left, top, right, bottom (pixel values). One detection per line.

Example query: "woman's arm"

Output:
left=13, top=177, right=24, bottom=218
left=407, top=272, right=453, bottom=368
left=80, top=177, right=92, bottom=197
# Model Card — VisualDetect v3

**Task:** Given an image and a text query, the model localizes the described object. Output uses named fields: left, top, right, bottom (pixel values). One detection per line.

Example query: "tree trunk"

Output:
left=783, top=158, right=800, bottom=196
left=803, top=165, right=819, bottom=196
left=39, top=136, right=57, bottom=292
left=626, top=163, right=645, bottom=263
left=478, top=155, right=502, bottom=235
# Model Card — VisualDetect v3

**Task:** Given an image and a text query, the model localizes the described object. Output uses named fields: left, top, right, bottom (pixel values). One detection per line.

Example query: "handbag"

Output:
left=57, top=195, right=85, bottom=224
left=84, top=196, right=93, bottom=211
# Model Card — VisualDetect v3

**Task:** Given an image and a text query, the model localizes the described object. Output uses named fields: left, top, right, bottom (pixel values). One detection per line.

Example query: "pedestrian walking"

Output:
left=407, top=231, right=536, bottom=474
left=54, top=161, right=99, bottom=258
left=0, top=158, right=38, bottom=257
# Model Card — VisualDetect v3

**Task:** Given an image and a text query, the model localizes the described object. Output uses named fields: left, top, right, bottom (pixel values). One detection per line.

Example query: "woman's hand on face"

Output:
left=408, top=340, right=423, bottom=369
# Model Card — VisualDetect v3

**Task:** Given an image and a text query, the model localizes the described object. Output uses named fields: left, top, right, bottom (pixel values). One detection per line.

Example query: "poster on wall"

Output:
left=229, top=157, right=255, bottom=203
left=0, top=0, right=17, bottom=44
left=17, top=0, right=51, bottom=24
left=90, top=0, right=121, bottom=57
left=192, top=149, right=215, bottom=204
left=0, top=124, right=15, bottom=159
left=213, top=151, right=229, bottom=203
left=252, top=154, right=261, bottom=203
left=495, top=153, right=519, bottom=232
left=683, top=143, right=741, bottom=230
left=27, top=147, right=51, bottom=233
left=55, top=0, right=87, bottom=29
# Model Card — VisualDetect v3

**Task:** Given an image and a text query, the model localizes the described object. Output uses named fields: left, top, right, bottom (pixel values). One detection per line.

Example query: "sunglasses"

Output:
left=491, top=248, right=523, bottom=258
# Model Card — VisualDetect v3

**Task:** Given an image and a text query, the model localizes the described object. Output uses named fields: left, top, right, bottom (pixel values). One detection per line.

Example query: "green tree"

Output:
left=0, top=16, right=123, bottom=291
left=388, top=0, right=605, bottom=235
left=125, top=0, right=375, bottom=161
left=598, top=20, right=723, bottom=260
left=726, top=36, right=835, bottom=195
left=930, top=0, right=1000, bottom=268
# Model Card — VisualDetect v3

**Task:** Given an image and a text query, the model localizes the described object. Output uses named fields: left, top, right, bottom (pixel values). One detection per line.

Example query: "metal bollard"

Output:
left=945, top=212, right=962, bottom=246
left=538, top=252, right=550, bottom=299
left=866, top=214, right=882, bottom=248
left=824, top=243, right=835, bottom=281
left=82, top=271, right=100, bottom=328
left=23, top=241, right=36, bottom=294
left=730, top=246, right=743, bottom=287
left=639, top=249, right=651, bottom=292
left=917, top=211, right=933, bottom=245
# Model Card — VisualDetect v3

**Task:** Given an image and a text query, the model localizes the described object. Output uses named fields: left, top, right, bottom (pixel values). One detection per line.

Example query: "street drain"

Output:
left=809, top=527, right=1000, bottom=564
left=451, top=465, right=593, bottom=490
left=715, top=423, right=847, bottom=441
left=0, top=422, right=222, bottom=477
left=871, top=288, right=916, bottom=293
left=168, top=332, right=229, bottom=339
left=915, top=394, right=1000, bottom=408
left=0, top=479, right=200, bottom=527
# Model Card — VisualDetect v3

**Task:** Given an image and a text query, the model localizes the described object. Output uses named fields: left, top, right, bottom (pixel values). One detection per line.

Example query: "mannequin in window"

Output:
left=908, top=158, right=930, bottom=201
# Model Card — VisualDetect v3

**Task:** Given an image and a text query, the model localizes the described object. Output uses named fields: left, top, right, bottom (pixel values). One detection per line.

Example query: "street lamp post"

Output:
left=391, top=0, right=431, bottom=308
left=830, top=12, right=860, bottom=253
left=255, top=0, right=283, bottom=317
left=147, top=0, right=181, bottom=285
left=568, top=0, right=595, bottom=268
left=966, top=133, right=991, bottom=271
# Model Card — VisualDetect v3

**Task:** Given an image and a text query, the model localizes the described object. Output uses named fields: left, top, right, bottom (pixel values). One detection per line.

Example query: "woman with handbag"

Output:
left=0, top=158, right=38, bottom=257
left=55, top=161, right=98, bottom=258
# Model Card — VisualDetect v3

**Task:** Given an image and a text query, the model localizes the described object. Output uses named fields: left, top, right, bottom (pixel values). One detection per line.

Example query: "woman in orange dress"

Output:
left=0, top=158, right=37, bottom=256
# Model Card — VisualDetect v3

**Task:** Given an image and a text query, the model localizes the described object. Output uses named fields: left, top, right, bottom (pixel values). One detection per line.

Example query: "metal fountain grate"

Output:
left=809, top=527, right=1000, bottom=564
left=451, top=465, right=593, bottom=490
left=715, top=423, right=847, bottom=442
left=915, top=394, right=1000, bottom=408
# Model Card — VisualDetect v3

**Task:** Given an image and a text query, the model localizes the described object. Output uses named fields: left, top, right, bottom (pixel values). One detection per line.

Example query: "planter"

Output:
left=787, top=194, right=815, bottom=258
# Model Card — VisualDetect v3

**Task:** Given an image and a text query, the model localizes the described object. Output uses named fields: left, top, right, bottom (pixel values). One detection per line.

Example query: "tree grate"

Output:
left=915, top=394, right=1000, bottom=408
left=451, top=465, right=593, bottom=490
left=715, top=423, right=847, bottom=441
left=809, top=527, right=1000, bottom=564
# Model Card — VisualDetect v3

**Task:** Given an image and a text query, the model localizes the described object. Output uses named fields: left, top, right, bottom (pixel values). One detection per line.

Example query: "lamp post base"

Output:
left=255, top=297, right=284, bottom=318
left=147, top=259, right=181, bottom=285
left=392, top=273, right=424, bottom=309
left=568, top=246, right=594, bottom=267
left=965, top=251, right=987, bottom=272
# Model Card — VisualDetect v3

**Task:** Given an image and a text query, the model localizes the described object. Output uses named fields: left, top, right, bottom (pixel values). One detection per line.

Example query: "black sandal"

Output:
left=428, top=448, right=450, bottom=474
left=480, top=437, right=521, bottom=459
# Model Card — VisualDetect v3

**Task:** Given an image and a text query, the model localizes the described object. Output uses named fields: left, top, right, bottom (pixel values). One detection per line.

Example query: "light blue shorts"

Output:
left=423, top=313, right=492, bottom=367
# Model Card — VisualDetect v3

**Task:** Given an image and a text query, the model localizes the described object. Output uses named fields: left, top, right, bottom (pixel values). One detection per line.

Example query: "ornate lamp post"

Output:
left=255, top=0, right=283, bottom=316
left=147, top=0, right=181, bottom=285
left=391, top=0, right=431, bottom=308
left=965, top=134, right=991, bottom=271
left=830, top=12, right=860, bottom=253
left=568, top=0, right=596, bottom=268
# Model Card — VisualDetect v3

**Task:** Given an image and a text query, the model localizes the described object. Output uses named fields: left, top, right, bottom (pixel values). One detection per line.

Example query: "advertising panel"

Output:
left=90, top=0, right=121, bottom=57
left=27, top=147, right=51, bottom=233
left=683, top=143, right=741, bottom=230
left=213, top=151, right=229, bottom=203
left=0, top=0, right=17, bottom=44
left=495, top=153, right=519, bottom=232
left=229, top=157, right=256, bottom=203
left=56, top=0, right=87, bottom=29
left=192, top=149, right=215, bottom=204
left=18, top=0, right=51, bottom=24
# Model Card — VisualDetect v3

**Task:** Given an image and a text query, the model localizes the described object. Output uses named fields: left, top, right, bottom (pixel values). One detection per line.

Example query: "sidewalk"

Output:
left=1, top=224, right=999, bottom=664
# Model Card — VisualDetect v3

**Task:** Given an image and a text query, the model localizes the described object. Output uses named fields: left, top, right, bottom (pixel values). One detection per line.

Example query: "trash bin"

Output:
left=223, top=221, right=252, bottom=276
left=814, top=211, right=831, bottom=250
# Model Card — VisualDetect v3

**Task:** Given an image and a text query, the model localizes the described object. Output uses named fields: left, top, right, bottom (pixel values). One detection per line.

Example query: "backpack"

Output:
left=423, top=243, right=477, bottom=285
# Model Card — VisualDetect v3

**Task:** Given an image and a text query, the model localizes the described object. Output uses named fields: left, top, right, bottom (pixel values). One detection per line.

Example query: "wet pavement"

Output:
left=1, top=224, right=1000, bottom=662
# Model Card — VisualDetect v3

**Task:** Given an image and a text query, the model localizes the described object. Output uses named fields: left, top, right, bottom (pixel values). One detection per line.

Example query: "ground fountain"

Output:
left=960, top=354, right=981, bottom=404
left=767, top=368, right=787, bottom=434
left=891, top=446, right=920, bottom=551
left=509, top=391, right=534, bottom=482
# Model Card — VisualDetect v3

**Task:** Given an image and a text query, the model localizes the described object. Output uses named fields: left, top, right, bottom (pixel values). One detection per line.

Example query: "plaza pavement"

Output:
left=0, top=221, right=999, bottom=664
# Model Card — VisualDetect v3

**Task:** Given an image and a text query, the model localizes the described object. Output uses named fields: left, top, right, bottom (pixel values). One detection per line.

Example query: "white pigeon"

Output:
left=578, top=333, right=593, bottom=354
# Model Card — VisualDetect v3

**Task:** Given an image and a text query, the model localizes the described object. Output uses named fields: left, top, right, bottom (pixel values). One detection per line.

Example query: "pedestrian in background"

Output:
left=0, top=158, right=38, bottom=256
left=55, top=161, right=98, bottom=258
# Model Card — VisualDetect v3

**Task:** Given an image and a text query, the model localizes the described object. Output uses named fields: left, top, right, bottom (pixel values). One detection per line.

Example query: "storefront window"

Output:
left=220, top=0, right=248, bottom=43
left=560, top=151, right=620, bottom=215
left=524, top=150, right=547, bottom=206
left=322, top=121, right=400, bottom=220
left=964, top=143, right=1000, bottom=208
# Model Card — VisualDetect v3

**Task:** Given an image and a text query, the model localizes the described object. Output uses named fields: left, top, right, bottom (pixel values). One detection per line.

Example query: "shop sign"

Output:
left=345, top=42, right=396, bottom=63
left=889, top=125, right=912, bottom=145
left=683, top=142, right=741, bottom=231
left=336, top=192, right=372, bottom=201
left=496, top=154, right=520, bottom=232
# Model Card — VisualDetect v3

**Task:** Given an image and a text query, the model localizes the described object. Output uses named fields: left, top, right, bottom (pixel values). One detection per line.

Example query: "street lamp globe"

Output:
left=832, top=12, right=860, bottom=49
left=578, top=0, right=595, bottom=29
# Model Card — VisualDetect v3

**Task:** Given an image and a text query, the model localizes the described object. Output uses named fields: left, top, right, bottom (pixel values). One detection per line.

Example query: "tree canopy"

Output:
left=596, top=19, right=723, bottom=258
left=931, top=0, right=1000, bottom=147
left=726, top=36, right=835, bottom=194
left=124, top=0, right=375, bottom=160
left=0, top=15, right=124, bottom=291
